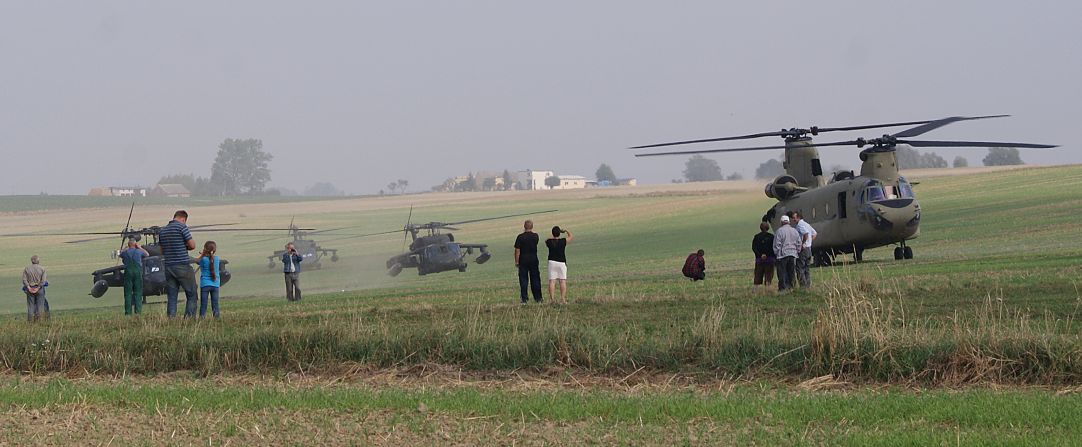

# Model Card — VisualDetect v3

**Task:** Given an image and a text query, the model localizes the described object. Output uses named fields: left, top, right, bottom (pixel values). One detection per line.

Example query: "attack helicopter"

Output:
left=633, top=115, right=1056, bottom=265
left=242, top=219, right=342, bottom=270
left=337, top=208, right=557, bottom=276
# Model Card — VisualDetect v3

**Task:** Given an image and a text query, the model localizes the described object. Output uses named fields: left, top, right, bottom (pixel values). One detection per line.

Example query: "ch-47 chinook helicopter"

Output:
left=338, top=208, right=557, bottom=276
left=633, top=115, right=1056, bottom=265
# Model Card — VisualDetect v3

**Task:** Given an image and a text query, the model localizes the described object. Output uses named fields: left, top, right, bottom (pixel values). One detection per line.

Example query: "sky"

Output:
left=1, top=1, right=1079, bottom=195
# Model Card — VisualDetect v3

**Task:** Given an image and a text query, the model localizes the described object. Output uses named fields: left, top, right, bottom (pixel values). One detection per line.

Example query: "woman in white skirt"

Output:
left=545, top=226, right=573, bottom=304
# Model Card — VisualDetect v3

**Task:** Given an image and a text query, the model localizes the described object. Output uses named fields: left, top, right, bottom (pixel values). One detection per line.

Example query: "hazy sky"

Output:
left=2, top=1, right=1079, bottom=195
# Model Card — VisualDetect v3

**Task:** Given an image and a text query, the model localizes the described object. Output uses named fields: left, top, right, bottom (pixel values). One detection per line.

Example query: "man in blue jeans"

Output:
left=281, top=242, right=304, bottom=301
left=159, top=210, right=197, bottom=318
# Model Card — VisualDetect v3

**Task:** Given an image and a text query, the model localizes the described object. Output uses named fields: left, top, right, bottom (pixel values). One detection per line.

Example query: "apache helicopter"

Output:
left=633, top=115, right=1056, bottom=265
left=338, top=209, right=557, bottom=276
left=244, top=219, right=342, bottom=270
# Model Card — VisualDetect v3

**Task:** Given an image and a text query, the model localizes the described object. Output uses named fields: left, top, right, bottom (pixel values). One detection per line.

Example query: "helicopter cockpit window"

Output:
left=897, top=177, right=915, bottom=199
left=861, top=180, right=886, bottom=203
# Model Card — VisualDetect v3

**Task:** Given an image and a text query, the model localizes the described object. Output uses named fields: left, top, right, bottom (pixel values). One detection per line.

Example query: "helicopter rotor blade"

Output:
left=628, top=118, right=983, bottom=150
left=403, top=205, right=413, bottom=252
left=442, top=209, right=559, bottom=227
left=634, top=143, right=793, bottom=157
left=900, top=140, right=1058, bottom=149
left=890, top=115, right=1009, bottom=138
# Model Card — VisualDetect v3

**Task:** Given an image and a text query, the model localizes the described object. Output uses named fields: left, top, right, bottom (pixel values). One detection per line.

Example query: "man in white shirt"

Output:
left=773, top=215, right=802, bottom=292
left=789, top=211, right=817, bottom=288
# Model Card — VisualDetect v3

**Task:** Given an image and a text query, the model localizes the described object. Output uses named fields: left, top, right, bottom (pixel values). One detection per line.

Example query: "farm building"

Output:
left=152, top=184, right=191, bottom=198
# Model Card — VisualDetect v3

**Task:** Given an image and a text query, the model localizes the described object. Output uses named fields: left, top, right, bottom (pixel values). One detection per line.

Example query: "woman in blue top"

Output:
left=197, top=241, right=222, bottom=318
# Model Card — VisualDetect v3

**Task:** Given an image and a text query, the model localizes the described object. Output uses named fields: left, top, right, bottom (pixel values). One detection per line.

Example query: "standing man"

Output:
left=281, top=242, right=304, bottom=301
left=514, top=220, right=543, bottom=304
left=789, top=211, right=817, bottom=288
left=752, top=222, right=776, bottom=287
left=773, top=215, right=802, bottom=292
left=119, top=238, right=150, bottom=315
left=159, top=210, right=197, bottom=318
left=22, top=255, right=49, bottom=322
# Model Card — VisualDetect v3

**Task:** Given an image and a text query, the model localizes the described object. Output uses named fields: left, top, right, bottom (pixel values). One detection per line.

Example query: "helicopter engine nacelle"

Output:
left=90, top=280, right=108, bottom=298
left=765, top=175, right=803, bottom=201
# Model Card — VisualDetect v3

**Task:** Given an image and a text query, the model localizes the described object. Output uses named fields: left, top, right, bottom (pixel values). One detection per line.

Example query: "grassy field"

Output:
left=1, top=165, right=1081, bottom=444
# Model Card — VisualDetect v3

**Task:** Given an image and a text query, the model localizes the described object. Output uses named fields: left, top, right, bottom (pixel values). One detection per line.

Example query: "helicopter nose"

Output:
left=868, top=200, right=920, bottom=234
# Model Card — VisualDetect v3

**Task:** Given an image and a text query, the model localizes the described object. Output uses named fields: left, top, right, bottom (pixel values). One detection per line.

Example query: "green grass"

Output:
left=1, top=378, right=1080, bottom=445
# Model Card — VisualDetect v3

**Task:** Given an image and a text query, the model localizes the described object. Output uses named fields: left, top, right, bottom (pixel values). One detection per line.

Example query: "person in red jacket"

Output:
left=682, top=249, right=706, bottom=281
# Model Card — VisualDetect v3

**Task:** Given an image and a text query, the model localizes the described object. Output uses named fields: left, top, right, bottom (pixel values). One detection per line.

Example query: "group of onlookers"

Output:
left=514, top=220, right=573, bottom=305
left=682, top=210, right=817, bottom=292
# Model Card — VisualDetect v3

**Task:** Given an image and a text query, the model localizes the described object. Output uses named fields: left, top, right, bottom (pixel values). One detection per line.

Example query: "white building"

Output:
left=556, top=175, right=587, bottom=189
left=88, top=186, right=148, bottom=197
left=522, top=169, right=555, bottom=190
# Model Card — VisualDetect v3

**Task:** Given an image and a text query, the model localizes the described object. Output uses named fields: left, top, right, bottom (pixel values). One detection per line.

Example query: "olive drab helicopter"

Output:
left=243, top=218, right=343, bottom=270
left=336, top=208, right=557, bottom=276
left=633, top=115, right=1056, bottom=265
left=12, top=204, right=312, bottom=300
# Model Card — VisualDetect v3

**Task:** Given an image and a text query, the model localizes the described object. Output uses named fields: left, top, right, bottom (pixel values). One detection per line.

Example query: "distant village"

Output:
left=87, top=184, right=191, bottom=198
left=431, top=168, right=636, bottom=193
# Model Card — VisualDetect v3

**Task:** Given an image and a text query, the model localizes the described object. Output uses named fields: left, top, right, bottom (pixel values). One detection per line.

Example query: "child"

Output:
left=197, top=241, right=222, bottom=318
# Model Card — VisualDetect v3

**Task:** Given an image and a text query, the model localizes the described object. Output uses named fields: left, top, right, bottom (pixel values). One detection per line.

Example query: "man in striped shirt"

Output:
left=160, top=210, right=197, bottom=318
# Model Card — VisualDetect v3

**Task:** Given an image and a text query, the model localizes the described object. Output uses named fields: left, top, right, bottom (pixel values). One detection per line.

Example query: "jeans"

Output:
left=200, top=286, right=220, bottom=318
left=284, top=272, right=302, bottom=301
left=123, top=263, right=143, bottom=315
left=25, top=289, right=48, bottom=322
left=797, top=248, right=812, bottom=288
left=776, top=256, right=796, bottom=291
left=165, top=264, right=197, bottom=318
left=518, top=263, right=543, bottom=303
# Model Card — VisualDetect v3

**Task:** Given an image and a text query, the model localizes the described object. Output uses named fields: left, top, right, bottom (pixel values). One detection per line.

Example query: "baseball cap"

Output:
left=780, top=215, right=790, bottom=223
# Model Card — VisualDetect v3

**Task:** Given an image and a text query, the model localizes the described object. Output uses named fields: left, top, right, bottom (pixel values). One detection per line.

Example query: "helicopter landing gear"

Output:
left=853, top=245, right=864, bottom=263
left=268, top=260, right=276, bottom=269
left=459, top=265, right=467, bottom=272
left=331, top=254, right=339, bottom=262
left=814, top=250, right=833, bottom=267
left=894, top=242, right=914, bottom=260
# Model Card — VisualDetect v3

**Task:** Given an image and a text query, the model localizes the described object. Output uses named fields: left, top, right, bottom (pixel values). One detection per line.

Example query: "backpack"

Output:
left=682, top=253, right=701, bottom=278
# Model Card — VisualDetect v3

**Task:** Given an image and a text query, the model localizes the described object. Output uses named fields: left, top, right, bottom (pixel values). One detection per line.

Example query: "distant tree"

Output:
left=466, top=172, right=477, bottom=191
left=755, top=158, right=785, bottom=179
left=305, top=182, right=344, bottom=196
left=896, top=146, right=947, bottom=169
left=726, top=172, right=744, bottom=181
left=953, top=156, right=969, bottom=168
left=482, top=177, right=497, bottom=191
left=210, top=138, right=272, bottom=195
left=595, top=163, right=617, bottom=183
left=983, top=147, right=1024, bottom=166
left=683, top=155, right=723, bottom=182
left=544, top=175, right=562, bottom=189
left=396, top=179, right=408, bottom=193
left=386, top=182, right=398, bottom=195
left=502, top=170, right=514, bottom=191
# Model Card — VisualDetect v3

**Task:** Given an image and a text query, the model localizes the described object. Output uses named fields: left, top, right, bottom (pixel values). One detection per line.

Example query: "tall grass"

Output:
left=2, top=273, right=1078, bottom=384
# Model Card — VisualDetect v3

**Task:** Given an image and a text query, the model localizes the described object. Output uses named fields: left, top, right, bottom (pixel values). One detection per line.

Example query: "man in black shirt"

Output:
left=514, top=220, right=543, bottom=304
left=752, top=222, right=776, bottom=286
left=546, top=226, right=573, bottom=304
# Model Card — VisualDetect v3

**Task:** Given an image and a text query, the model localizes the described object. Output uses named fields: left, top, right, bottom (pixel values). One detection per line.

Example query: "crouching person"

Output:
left=682, top=249, right=706, bottom=281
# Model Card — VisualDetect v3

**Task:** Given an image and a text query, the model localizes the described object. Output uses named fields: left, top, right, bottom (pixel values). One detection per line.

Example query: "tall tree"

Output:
left=501, top=169, right=514, bottom=191
left=983, top=147, right=1024, bottom=166
left=544, top=175, right=562, bottom=189
left=595, top=163, right=617, bottom=183
left=482, top=177, right=497, bottom=191
left=210, top=138, right=273, bottom=195
left=683, top=155, right=723, bottom=182
left=953, top=156, right=969, bottom=168
left=896, top=146, right=947, bottom=169
left=386, top=182, right=398, bottom=194
left=396, top=179, right=408, bottom=193
left=755, top=158, right=785, bottom=179
left=305, top=182, right=344, bottom=196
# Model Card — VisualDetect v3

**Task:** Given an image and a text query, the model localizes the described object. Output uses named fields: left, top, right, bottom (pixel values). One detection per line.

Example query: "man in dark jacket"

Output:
left=281, top=242, right=304, bottom=301
left=682, top=249, right=706, bottom=281
left=514, top=220, right=543, bottom=303
left=752, top=222, right=776, bottom=286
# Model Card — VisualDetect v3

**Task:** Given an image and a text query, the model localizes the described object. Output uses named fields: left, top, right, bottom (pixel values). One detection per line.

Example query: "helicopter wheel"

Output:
left=853, top=246, right=864, bottom=263
left=903, top=246, right=914, bottom=260
left=458, top=265, right=467, bottom=272
left=894, top=247, right=904, bottom=260
left=268, top=260, right=275, bottom=269
left=331, top=254, right=339, bottom=262
left=814, top=251, right=832, bottom=267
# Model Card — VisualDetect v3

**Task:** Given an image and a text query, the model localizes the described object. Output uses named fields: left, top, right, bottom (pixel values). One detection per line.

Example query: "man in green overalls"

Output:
left=119, top=239, right=149, bottom=315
